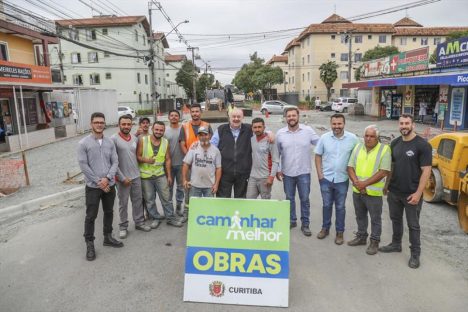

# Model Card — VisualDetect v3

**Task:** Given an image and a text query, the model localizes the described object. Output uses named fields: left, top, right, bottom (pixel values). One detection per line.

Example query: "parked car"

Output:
left=260, top=100, right=297, bottom=115
left=331, top=97, right=358, bottom=113
left=118, top=106, right=136, bottom=119
left=319, top=101, right=333, bottom=111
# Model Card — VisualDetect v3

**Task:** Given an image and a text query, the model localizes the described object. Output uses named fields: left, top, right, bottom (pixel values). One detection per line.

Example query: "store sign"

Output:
left=449, top=88, right=465, bottom=125
left=184, top=198, right=290, bottom=307
left=436, top=36, right=468, bottom=68
left=361, top=48, right=429, bottom=78
left=0, top=60, right=52, bottom=84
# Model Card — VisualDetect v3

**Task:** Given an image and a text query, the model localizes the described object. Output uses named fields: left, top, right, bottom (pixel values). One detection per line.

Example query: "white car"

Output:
left=260, top=100, right=297, bottom=115
left=118, top=106, right=136, bottom=119
left=331, top=97, right=358, bottom=113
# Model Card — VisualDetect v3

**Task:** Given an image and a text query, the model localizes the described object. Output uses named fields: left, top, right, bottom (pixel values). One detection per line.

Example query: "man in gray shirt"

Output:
left=77, top=112, right=123, bottom=262
left=182, top=126, right=222, bottom=198
left=111, top=115, right=152, bottom=239
left=165, top=110, right=186, bottom=216
left=247, top=117, right=279, bottom=199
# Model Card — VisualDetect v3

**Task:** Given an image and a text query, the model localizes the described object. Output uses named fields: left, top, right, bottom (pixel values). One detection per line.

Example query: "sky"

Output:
left=13, top=0, right=468, bottom=84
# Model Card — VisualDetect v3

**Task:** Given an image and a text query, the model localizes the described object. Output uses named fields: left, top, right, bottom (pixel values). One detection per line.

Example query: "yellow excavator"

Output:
left=423, top=133, right=468, bottom=234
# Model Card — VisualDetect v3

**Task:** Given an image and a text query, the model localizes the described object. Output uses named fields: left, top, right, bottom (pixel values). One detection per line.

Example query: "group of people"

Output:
left=78, top=104, right=431, bottom=269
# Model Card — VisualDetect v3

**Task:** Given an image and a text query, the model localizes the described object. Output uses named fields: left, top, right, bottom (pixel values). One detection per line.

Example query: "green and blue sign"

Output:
left=183, top=198, right=290, bottom=307
left=436, top=36, right=468, bottom=68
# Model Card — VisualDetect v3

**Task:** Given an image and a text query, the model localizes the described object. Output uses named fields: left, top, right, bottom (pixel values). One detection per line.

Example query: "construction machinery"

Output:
left=423, top=133, right=468, bottom=233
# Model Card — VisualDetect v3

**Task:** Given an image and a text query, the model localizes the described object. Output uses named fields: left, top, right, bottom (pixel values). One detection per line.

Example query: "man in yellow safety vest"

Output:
left=347, top=125, right=391, bottom=255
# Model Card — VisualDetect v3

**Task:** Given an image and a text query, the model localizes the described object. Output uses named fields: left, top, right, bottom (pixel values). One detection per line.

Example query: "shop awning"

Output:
left=0, top=82, right=93, bottom=91
left=343, top=71, right=468, bottom=89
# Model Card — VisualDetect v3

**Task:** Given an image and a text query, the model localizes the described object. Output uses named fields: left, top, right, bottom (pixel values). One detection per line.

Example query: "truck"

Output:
left=423, top=133, right=468, bottom=233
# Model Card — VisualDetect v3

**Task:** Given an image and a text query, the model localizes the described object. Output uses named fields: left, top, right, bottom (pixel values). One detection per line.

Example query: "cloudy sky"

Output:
left=14, top=0, right=468, bottom=83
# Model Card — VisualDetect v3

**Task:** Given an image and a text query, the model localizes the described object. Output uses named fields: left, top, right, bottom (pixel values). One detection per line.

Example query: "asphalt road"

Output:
left=0, top=111, right=467, bottom=311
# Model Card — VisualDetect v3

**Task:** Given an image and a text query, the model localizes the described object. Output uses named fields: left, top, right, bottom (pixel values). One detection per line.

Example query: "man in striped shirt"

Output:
left=246, top=117, right=279, bottom=199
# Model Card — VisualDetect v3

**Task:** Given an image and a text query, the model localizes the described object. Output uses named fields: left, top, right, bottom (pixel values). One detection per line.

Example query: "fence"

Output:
left=0, top=151, right=29, bottom=196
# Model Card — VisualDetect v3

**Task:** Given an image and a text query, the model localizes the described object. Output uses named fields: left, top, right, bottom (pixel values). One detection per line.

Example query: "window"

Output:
left=434, top=37, right=441, bottom=45
left=142, top=35, right=146, bottom=45
left=341, top=34, right=349, bottom=44
left=0, top=42, right=9, bottom=60
left=68, top=29, right=79, bottom=41
left=354, top=35, right=362, bottom=43
left=51, top=69, right=62, bottom=83
left=437, top=139, right=455, bottom=160
left=135, top=30, right=138, bottom=42
left=340, top=71, right=349, bottom=80
left=86, top=29, right=96, bottom=40
left=331, top=35, right=336, bottom=40
left=400, top=37, right=407, bottom=45
left=368, top=35, right=372, bottom=40
left=413, top=37, right=417, bottom=42
left=307, top=72, right=310, bottom=81
left=104, top=52, right=110, bottom=57
left=146, top=94, right=149, bottom=103
left=354, top=53, right=362, bottom=62
left=421, top=37, right=428, bottom=45
left=145, top=74, right=148, bottom=84
left=340, top=53, right=348, bottom=62
left=307, top=54, right=310, bottom=63
left=71, top=52, right=81, bottom=64
left=90, top=73, right=100, bottom=85
left=102, top=28, right=108, bottom=35
left=72, top=74, right=83, bottom=85
left=138, top=92, right=142, bottom=104
left=105, top=73, right=112, bottom=79
left=166, top=73, right=169, bottom=77
left=158, top=78, right=161, bottom=86
left=331, top=88, right=335, bottom=94
left=302, top=73, right=304, bottom=82
left=378, top=35, right=386, bottom=43
left=137, top=73, right=141, bottom=83
left=331, top=53, right=335, bottom=58
left=88, top=52, right=98, bottom=63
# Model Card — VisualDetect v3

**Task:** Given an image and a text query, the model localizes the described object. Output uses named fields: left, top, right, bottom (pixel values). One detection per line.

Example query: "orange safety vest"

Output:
left=182, top=120, right=209, bottom=150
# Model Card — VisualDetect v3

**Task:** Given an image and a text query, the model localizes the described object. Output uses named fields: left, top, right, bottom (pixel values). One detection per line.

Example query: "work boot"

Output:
left=378, top=242, right=402, bottom=253
left=408, top=254, right=420, bottom=269
left=290, top=221, right=297, bottom=229
left=316, top=228, right=329, bottom=239
left=301, top=225, right=312, bottom=237
left=335, top=232, right=344, bottom=245
left=366, top=239, right=379, bottom=255
left=176, top=203, right=184, bottom=217
left=347, top=235, right=367, bottom=246
left=150, top=220, right=161, bottom=229
left=86, top=241, right=96, bottom=261
left=135, top=224, right=151, bottom=232
left=167, top=218, right=183, bottom=227
left=103, top=234, right=124, bottom=248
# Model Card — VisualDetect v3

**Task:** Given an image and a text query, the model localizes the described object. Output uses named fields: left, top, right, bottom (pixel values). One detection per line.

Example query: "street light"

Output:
left=160, top=20, right=189, bottom=42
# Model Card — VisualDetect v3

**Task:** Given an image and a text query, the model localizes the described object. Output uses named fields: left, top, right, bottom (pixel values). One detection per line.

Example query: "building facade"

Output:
left=164, top=53, right=188, bottom=101
left=266, top=54, right=288, bottom=94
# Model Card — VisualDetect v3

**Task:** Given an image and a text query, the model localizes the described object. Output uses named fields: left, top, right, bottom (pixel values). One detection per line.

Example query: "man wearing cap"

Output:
left=182, top=126, right=222, bottom=198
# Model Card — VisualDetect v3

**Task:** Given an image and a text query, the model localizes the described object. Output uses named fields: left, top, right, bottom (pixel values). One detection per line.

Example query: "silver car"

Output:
left=260, top=100, right=297, bottom=115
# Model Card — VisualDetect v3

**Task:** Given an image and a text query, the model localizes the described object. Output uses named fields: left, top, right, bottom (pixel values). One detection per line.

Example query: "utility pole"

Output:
left=187, top=46, right=198, bottom=104
left=347, top=32, right=353, bottom=84
left=148, top=2, right=157, bottom=117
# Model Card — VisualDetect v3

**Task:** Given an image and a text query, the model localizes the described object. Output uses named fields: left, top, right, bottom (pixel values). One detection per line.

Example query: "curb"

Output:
left=0, top=186, right=84, bottom=224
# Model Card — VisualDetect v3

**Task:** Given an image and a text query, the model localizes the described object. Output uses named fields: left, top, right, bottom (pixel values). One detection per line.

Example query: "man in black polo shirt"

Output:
left=380, top=114, right=432, bottom=269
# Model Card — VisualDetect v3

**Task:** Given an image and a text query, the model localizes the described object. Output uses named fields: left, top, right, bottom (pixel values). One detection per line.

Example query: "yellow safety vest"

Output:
left=139, top=136, right=168, bottom=178
left=352, top=142, right=390, bottom=196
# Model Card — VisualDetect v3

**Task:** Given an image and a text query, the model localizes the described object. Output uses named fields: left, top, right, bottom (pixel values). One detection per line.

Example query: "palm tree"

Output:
left=319, top=61, right=339, bottom=101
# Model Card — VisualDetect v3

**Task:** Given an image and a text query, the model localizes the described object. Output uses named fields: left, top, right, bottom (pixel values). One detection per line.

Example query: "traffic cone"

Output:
left=266, top=111, right=270, bottom=118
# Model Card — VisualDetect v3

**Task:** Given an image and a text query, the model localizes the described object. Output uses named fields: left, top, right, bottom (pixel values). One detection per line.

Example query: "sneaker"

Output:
left=119, top=229, right=128, bottom=239
left=347, top=235, right=367, bottom=246
left=150, top=220, right=161, bottom=229
left=378, top=243, right=402, bottom=253
left=408, top=254, right=420, bottom=269
left=135, top=224, right=151, bottom=232
left=290, top=221, right=297, bottom=229
left=154, top=214, right=166, bottom=221
left=167, top=218, right=183, bottom=227
left=335, top=232, right=344, bottom=245
left=301, top=225, right=312, bottom=237
left=366, top=239, right=379, bottom=255
left=178, top=215, right=188, bottom=223
left=316, top=228, right=329, bottom=239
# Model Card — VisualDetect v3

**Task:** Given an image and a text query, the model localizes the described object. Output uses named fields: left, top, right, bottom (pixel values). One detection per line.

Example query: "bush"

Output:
left=136, top=109, right=153, bottom=116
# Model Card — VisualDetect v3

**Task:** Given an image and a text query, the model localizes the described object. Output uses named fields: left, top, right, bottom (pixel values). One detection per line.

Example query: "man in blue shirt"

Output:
left=277, top=107, right=320, bottom=236
left=314, top=114, right=358, bottom=245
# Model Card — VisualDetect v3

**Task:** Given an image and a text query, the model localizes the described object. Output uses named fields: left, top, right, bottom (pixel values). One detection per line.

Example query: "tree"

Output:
left=429, top=31, right=468, bottom=64
left=232, top=52, right=282, bottom=95
left=319, top=61, right=339, bottom=101
left=175, top=60, right=197, bottom=100
left=196, top=73, right=214, bottom=102
left=355, top=46, right=400, bottom=81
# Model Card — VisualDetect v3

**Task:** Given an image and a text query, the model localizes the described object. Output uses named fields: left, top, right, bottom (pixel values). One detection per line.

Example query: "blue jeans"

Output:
left=141, top=175, right=176, bottom=221
left=170, top=165, right=185, bottom=205
left=283, top=174, right=311, bottom=226
left=319, top=178, right=349, bottom=232
left=190, top=186, right=213, bottom=198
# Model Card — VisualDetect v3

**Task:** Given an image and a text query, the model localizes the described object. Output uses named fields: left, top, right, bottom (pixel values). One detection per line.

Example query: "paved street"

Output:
left=0, top=111, right=467, bottom=312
